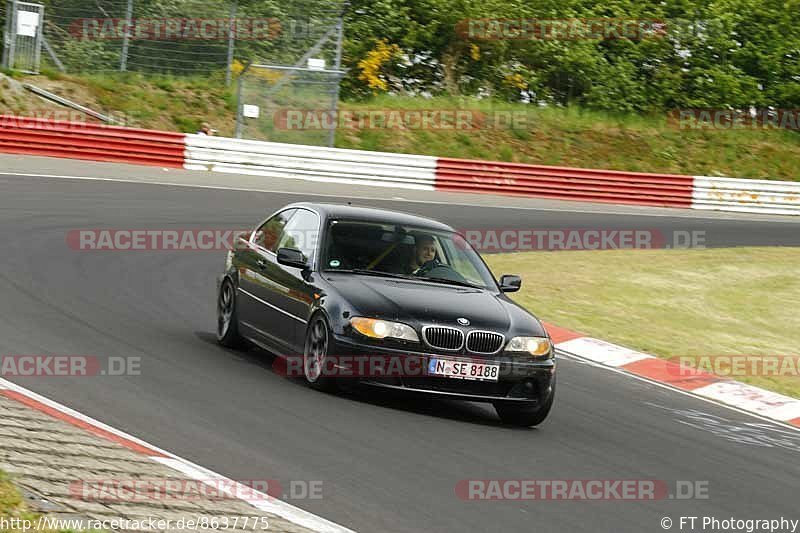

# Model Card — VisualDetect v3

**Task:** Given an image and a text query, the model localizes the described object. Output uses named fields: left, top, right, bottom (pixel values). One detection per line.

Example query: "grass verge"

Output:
left=483, top=247, right=800, bottom=398
left=10, top=72, right=236, bottom=136
left=0, top=469, right=37, bottom=532
left=0, top=469, right=97, bottom=533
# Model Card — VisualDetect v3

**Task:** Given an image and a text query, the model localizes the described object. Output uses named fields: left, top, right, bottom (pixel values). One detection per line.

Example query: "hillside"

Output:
left=1, top=70, right=798, bottom=181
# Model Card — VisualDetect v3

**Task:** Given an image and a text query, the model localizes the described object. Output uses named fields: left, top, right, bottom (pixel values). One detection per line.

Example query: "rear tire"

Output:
left=217, top=278, right=245, bottom=348
left=303, top=315, right=338, bottom=392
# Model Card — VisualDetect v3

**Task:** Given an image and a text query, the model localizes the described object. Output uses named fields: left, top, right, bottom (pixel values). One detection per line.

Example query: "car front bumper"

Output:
left=330, top=334, right=556, bottom=405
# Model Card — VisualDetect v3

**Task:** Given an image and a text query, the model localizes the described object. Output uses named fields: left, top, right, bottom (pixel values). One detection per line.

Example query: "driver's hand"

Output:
left=414, top=259, right=439, bottom=275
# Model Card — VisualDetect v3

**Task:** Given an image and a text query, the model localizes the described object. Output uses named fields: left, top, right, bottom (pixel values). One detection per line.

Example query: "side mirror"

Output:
left=499, top=274, right=522, bottom=293
left=277, top=247, right=308, bottom=269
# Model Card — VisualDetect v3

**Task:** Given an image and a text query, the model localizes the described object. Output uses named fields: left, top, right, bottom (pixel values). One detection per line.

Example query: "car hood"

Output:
left=324, top=274, right=540, bottom=334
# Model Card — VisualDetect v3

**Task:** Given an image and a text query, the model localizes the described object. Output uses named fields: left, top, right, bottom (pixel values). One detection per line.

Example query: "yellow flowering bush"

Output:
left=357, top=40, right=402, bottom=93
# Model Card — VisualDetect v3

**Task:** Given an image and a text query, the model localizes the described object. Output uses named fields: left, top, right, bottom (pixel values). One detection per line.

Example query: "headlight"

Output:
left=505, top=336, right=552, bottom=357
left=350, top=317, right=420, bottom=342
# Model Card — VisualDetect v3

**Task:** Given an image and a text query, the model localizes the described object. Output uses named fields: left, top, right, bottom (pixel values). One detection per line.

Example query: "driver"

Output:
left=408, top=234, right=437, bottom=274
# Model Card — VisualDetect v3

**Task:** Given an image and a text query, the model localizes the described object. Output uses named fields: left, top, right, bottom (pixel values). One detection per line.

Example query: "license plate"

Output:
left=428, top=357, right=500, bottom=382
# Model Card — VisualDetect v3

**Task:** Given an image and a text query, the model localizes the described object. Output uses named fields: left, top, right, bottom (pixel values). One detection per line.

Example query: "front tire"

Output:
left=494, top=381, right=555, bottom=427
left=217, top=278, right=245, bottom=348
left=303, top=315, right=337, bottom=391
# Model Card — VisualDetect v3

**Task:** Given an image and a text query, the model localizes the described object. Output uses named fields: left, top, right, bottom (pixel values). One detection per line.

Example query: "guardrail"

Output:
left=22, top=84, right=123, bottom=124
left=0, top=115, right=798, bottom=215
left=184, top=135, right=437, bottom=190
left=693, top=176, right=800, bottom=216
left=436, top=158, right=694, bottom=208
left=0, top=116, right=186, bottom=167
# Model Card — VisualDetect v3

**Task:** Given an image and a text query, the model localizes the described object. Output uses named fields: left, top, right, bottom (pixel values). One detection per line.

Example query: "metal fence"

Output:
left=2, top=0, right=347, bottom=147
left=2, top=0, right=344, bottom=78
left=2, top=1, right=45, bottom=73
left=235, top=63, right=344, bottom=146
left=231, top=0, right=346, bottom=147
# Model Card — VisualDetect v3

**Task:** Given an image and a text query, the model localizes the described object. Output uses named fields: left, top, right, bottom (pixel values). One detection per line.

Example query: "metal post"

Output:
left=234, top=60, right=251, bottom=138
left=6, top=0, right=18, bottom=69
left=326, top=12, right=345, bottom=148
left=2, top=1, right=11, bottom=68
left=225, top=0, right=237, bottom=86
left=32, top=3, right=42, bottom=73
left=119, top=0, right=133, bottom=71
left=42, top=36, right=65, bottom=72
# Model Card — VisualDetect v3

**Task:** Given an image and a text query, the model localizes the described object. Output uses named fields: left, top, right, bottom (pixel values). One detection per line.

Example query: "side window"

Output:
left=276, top=209, right=320, bottom=261
left=253, top=209, right=295, bottom=252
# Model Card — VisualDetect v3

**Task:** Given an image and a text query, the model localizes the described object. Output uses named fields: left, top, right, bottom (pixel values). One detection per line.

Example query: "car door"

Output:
left=268, top=208, right=322, bottom=353
left=236, top=208, right=296, bottom=350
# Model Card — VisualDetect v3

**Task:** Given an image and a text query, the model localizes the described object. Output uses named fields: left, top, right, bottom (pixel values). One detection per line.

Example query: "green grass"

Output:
left=1, top=68, right=20, bottom=78
left=0, top=470, right=102, bottom=533
left=483, top=248, right=800, bottom=398
left=6, top=72, right=800, bottom=180
left=0, top=470, right=26, bottom=517
left=39, top=69, right=65, bottom=82
left=0, top=469, right=41, bottom=532
left=9, top=71, right=235, bottom=135
left=79, top=73, right=235, bottom=134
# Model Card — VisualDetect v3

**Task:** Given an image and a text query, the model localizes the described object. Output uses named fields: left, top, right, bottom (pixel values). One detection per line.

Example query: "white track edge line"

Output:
left=555, top=349, right=800, bottom=432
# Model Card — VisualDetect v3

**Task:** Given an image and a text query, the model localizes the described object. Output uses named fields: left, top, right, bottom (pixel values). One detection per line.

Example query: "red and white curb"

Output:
left=545, top=323, right=800, bottom=429
left=0, top=377, right=355, bottom=533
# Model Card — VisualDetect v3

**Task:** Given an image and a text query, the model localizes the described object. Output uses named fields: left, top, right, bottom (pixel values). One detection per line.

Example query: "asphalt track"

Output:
left=1, top=164, right=799, bottom=533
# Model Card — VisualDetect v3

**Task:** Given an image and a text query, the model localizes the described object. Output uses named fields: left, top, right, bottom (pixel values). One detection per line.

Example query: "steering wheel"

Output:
left=413, top=259, right=442, bottom=277
left=413, top=259, right=470, bottom=284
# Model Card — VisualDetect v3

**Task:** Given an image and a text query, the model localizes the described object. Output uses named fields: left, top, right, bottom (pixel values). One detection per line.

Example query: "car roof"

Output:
left=285, top=202, right=455, bottom=232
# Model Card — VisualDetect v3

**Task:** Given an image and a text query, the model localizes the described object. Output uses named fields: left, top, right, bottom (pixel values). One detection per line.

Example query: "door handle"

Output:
left=256, top=259, right=267, bottom=269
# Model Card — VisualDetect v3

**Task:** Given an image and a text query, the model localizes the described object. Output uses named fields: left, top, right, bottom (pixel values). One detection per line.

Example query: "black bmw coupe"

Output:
left=217, top=203, right=556, bottom=426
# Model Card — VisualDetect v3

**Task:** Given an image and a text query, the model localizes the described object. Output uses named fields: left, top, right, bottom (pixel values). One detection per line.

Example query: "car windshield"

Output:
left=322, top=219, right=498, bottom=290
